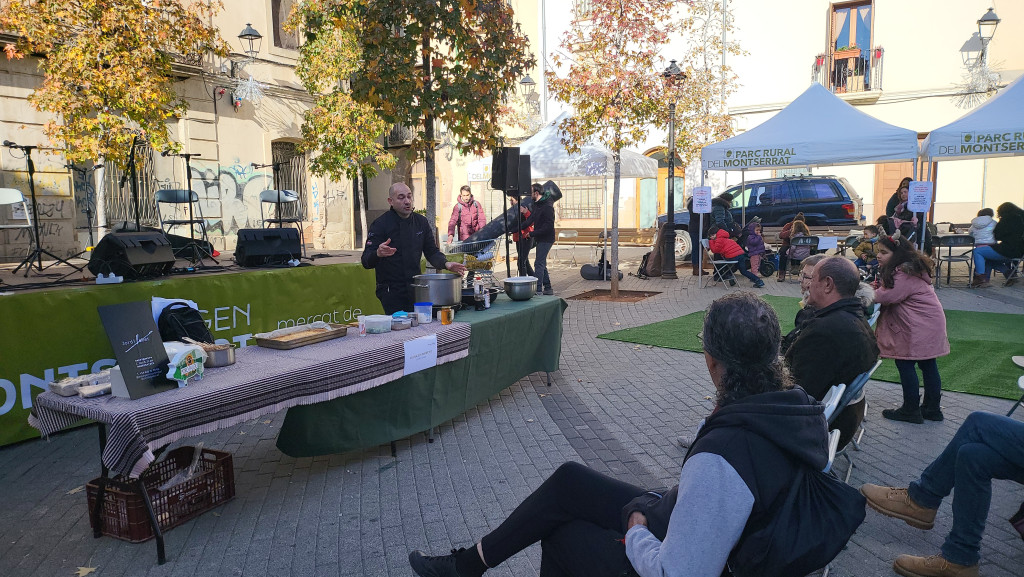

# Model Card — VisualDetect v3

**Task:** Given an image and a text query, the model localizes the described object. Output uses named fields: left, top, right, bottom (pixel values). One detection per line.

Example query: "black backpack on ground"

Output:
left=635, top=251, right=652, bottom=279
left=157, top=301, right=214, bottom=344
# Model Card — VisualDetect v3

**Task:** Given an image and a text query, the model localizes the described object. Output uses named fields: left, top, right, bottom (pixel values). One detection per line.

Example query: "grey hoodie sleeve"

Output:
left=625, top=452, right=754, bottom=577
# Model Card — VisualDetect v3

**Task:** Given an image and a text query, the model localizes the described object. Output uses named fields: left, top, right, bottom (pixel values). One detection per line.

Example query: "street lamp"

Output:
left=238, top=23, right=263, bottom=61
left=661, top=59, right=685, bottom=279
left=977, top=8, right=1000, bottom=66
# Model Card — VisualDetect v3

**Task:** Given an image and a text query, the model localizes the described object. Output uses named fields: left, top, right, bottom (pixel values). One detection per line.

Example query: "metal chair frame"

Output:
left=700, top=239, right=739, bottom=288
left=259, top=189, right=306, bottom=258
left=555, top=230, right=579, bottom=267
left=933, top=234, right=975, bottom=288
left=0, top=188, right=35, bottom=248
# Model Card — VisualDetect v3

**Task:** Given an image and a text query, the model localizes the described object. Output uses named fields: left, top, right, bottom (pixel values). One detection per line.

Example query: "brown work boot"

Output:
left=692, top=263, right=700, bottom=276
left=893, top=554, right=978, bottom=577
left=970, top=274, right=990, bottom=288
left=861, top=484, right=937, bottom=529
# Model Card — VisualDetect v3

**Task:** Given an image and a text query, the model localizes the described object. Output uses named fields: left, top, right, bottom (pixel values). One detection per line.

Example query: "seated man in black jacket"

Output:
left=783, top=256, right=879, bottom=448
left=362, top=183, right=467, bottom=314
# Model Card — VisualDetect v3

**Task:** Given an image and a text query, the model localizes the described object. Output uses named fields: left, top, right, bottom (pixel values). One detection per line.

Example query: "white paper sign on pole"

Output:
left=907, top=181, right=933, bottom=213
left=692, top=186, right=713, bottom=214
left=403, top=334, right=438, bottom=376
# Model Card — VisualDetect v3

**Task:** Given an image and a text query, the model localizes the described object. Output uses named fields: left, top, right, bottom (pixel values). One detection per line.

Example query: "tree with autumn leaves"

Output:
left=549, top=0, right=739, bottom=296
left=0, top=0, right=227, bottom=167
left=292, top=0, right=534, bottom=234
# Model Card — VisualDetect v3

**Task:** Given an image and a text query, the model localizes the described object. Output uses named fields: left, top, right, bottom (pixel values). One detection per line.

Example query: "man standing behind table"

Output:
left=447, top=185, right=486, bottom=245
left=782, top=256, right=879, bottom=449
left=362, top=183, right=467, bottom=314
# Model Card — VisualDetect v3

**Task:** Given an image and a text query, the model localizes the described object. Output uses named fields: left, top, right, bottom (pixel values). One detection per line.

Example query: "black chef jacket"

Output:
left=361, top=208, right=449, bottom=314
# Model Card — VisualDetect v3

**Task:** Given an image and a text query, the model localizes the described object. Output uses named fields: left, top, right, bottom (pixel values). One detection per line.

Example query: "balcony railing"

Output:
left=813, top=47, right=884, bottom=94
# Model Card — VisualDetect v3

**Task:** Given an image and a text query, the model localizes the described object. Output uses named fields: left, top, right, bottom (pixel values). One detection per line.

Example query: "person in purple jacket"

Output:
left=744, top=219, right=766, bottom=276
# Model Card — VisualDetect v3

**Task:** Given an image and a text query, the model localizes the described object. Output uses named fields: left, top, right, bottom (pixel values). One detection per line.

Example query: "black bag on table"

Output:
left=157, top=301, right=214, bottom=344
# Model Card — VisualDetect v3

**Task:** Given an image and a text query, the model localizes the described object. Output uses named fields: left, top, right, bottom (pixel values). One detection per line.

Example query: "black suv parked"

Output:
left=657, top=175, right=863, bottom=230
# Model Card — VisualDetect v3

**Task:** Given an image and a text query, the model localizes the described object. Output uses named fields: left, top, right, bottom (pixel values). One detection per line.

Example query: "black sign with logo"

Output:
left=97, top=301, right=176, bottom=399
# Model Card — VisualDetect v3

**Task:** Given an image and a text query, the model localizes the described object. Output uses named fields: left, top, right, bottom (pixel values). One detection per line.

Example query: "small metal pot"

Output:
left=503, top=276, right=538, bottom=301
left=411, top=273, right=462, bottom=306
left=205, top=346, right=236, bottom=367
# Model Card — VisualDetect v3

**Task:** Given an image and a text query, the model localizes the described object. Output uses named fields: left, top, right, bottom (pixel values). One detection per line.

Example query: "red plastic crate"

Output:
left=86, top=446, right=234, bottom=543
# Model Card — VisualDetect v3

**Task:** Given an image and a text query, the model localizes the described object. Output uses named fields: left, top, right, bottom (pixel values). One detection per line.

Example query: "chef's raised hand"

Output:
left=376, top=238, right=397, bottom=258
left=445, top=261, right=467, bottom=275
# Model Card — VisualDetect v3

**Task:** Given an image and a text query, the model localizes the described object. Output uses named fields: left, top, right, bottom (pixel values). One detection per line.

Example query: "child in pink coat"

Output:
left=872, top=233, right=950, bottom=423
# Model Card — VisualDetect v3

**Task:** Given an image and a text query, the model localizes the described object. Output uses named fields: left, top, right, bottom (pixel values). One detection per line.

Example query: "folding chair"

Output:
left=1007, top=375, right=1024, bottom=417
left=1004, top=257, right=1022, bottom=287
left=700, top=239, right=738, bottom=288
left=822, top=383, right=847, bottom=423
left=787, top=235, right=820, bottom=275
left=0, top=188, right=35, bottom=249
left=556, top=230, right=579, bottom=267
left=933, top=234, right=975, bottom=288
left=840, top=234, right=859, bottom=257
left=259, top=189, right=306, bottom=258
left=867, top=303, right=881, bottom=328
left=155, top=188, right=212, bottom=261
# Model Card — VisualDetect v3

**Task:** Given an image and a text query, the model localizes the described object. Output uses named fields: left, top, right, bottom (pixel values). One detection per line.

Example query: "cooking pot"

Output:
left=411, top=273, right=462, bottom=306
left=503, top=276, right=538, bottom=301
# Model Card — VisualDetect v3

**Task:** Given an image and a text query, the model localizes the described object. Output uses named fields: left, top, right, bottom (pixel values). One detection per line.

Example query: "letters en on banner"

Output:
left=704, top=147, right=797, bottom=169
left=0, top=263, right=383, bottom=447
left=692, top=187, right=713, bottom=214
left=937, top=131, right=1024, bottom=156
left=907, top=181, right=934, bottom=213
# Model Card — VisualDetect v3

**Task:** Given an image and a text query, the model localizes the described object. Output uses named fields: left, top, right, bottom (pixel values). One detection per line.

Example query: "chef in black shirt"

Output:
left=361, top=183, right=467, bottom=314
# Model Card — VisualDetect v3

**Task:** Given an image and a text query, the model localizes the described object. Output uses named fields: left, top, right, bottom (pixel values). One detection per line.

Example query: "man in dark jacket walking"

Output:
left=783, top=256, right=879, bottom=448
left=518, top=183, right=556, bottom=295
left=362, top=183, right=467, bottom=314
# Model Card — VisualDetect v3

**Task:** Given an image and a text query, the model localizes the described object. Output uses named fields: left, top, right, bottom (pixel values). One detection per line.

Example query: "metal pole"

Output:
left=699, top=170, right=706, bottom=286
left=662, top=99, right=678, bottom=279
left=740, top=169, right=746, bottom=227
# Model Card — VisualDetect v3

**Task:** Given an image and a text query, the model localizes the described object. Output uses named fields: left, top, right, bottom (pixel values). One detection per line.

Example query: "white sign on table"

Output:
left=817, top=236, right=839, bottom=251
left=692, top=186, right=713, bottom=214
left=403, top=334, right=438, bottom=376
left=907, top=181, right=933, bottom=213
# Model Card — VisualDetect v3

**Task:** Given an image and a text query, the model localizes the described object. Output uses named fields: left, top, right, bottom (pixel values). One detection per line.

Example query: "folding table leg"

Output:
left=91, top=423, right=109, bottom=538
left=546, top=372, right=552, bottom=386
left=137, top=478, right=166, bottom=564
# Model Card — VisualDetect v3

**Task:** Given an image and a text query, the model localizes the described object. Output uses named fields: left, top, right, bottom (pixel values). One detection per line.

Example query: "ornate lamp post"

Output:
left=977, top=7, right=1001, bottom=67
left=238, top=23, right=263, bottom=60
left=661, top=59, right=685, bottom=279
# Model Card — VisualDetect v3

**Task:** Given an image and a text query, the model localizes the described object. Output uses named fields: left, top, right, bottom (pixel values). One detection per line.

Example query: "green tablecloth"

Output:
left=275, top=296, right=567, bottom=456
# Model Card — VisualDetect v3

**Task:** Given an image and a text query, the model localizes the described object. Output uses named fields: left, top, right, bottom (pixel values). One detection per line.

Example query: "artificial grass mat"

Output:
left=598, top=295, right=1024, bottom=401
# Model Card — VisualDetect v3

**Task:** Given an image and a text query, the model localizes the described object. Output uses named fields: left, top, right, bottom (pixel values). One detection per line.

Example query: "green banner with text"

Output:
left=0, top=263, right=383, bottom=447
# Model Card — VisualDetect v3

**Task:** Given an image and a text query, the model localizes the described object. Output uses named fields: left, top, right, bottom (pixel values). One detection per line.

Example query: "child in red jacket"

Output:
left=708, top=226, right=765, bottom=288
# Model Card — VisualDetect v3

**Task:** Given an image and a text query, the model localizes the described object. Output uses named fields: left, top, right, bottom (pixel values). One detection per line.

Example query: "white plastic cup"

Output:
left=357, top=315, right=366, bottom=337
left=414, top=302, right=433, bottom=324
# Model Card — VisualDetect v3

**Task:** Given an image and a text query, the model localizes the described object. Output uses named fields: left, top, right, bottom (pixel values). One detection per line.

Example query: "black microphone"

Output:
left=2, top=140, right=13, bottom=147
left=94, top=164, right=104, bottom=170
left=161, top=150, right=171, bottom=157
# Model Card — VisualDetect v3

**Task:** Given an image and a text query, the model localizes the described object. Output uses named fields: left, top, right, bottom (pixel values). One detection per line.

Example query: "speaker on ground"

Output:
left=234, top=228, right=302, bottom=267
left=88, top=232, right=175, bottom=280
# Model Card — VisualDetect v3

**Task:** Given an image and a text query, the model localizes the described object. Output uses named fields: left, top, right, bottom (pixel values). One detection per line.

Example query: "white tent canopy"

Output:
left=701, top=83, right=920, bottom=171
left=922, top=74, right=1024, bottom=161
left=467, top=112, right=658, bottom=180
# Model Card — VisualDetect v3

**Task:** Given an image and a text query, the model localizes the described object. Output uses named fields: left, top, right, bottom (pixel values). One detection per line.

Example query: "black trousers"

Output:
left=376, top=284, right=412, bottom=315
left=516, top=238, right=535, bottom=276
left=480, top=462, right=646, bottom=577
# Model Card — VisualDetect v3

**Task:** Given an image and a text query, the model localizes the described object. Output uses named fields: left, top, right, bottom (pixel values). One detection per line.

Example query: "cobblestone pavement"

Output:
left=1, top=253, right=1023, bottom=577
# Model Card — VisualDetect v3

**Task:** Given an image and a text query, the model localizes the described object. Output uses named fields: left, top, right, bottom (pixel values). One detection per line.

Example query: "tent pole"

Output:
left=699, top=170, right=706, bottom=286
left=602, top=178, right=608, bottom=280
left=740, top=169, right=746, bottom=227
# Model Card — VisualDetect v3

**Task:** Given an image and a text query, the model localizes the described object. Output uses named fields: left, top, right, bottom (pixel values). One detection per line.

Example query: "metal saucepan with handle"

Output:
left=411, top=273, right=462, bottom=306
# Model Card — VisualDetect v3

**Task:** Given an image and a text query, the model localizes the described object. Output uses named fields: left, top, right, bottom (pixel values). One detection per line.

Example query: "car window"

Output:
left=729, top=186, right=755, bottom=209
left=756, top=183, right=794, bottom=206
left=794, top=181, right=840, bottom=202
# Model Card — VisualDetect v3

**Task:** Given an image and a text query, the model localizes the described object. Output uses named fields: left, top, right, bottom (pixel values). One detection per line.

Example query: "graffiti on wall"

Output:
left=188, top=158, right=269, bottom=238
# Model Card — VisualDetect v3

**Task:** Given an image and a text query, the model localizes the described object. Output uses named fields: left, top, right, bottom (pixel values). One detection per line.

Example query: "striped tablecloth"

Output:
left=29, top=322, right=471, bottom=478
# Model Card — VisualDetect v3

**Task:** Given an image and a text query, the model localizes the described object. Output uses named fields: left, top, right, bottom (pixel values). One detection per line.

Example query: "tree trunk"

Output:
left=95, top=158, right=107, bottom=240
left=356, top=168, right=368, bottom=247
left=611, top=146, right=621, bottom=298
left=422, top=33, right=438, bottom=240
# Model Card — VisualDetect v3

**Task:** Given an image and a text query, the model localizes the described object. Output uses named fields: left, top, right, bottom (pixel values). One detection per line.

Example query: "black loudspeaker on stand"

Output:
left=88, top=232, right=175, bottom=280
left=235, top=228, right=301, bottom=267
left=491, top=147, right=520, bottom=192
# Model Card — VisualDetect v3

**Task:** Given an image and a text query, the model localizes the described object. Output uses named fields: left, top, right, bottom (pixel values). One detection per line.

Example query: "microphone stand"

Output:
left=251, top=161, right=287, bottom=228
left=169, top=152, right=218, bottom=266
left=7, top=142, right=84, bottom=276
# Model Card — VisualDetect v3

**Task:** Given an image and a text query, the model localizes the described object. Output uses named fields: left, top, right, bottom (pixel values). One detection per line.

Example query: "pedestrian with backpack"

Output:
left=448, top=185, right=486, bottom=245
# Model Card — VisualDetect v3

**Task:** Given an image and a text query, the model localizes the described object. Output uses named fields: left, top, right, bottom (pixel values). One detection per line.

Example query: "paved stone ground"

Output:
left=1, top=252, right=1023, bottom=577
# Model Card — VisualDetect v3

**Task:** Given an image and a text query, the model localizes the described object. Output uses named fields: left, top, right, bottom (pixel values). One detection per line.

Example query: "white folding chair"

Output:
left=1007, top=375, right=1024, bottom=417
left=0, top=188, right=34, bottom=248
left=867, top=303, right=881, bottom=328
left=822, top=383, right=847, bottom=423
left=556, top=230, right=579, bottom=266
left=823, top=429, right=841, bottom=474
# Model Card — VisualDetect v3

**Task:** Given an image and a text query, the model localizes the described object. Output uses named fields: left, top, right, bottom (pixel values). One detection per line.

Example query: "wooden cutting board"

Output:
left=255, top=323, right=352, bottom=350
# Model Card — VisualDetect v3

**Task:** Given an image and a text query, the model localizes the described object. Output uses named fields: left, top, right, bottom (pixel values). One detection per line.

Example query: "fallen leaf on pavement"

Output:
left=66, top=486, right=84, bottom=496
left=75, top=568, right=97, bottom=577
